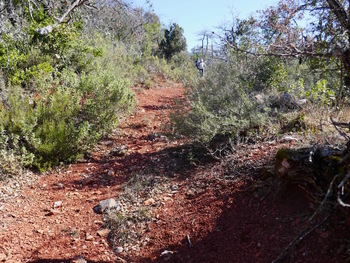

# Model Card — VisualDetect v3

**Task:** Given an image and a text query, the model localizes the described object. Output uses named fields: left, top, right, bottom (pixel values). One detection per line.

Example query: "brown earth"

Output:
left=0, top=79, right=349, bottom=263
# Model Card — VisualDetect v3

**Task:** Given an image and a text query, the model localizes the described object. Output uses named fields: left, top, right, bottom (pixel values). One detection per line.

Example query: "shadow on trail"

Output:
left=44, top=140, right=204, bottom=194
left=28, top=259, right=110, bottom=263
left=38, top=139, right=349, bottom=263
left=139, top=186, right=290, bottom=263
left=53, top=141, right=211, bottom=191
left=138, top=180, right=347, bottom=263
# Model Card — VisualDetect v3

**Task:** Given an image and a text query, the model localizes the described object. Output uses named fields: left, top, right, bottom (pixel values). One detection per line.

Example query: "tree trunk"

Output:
left=341, top=49, right=350, bottom=87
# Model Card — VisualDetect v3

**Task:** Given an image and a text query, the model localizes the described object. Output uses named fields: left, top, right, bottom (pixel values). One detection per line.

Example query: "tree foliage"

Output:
left=159, top=23, right=187, bottom=60
left=255, top=0, right=350, bottom=87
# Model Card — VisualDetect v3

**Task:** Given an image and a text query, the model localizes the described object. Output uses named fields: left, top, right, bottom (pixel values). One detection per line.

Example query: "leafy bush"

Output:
left=0, top=66, right=133, bottom=172
left=0, top=128, right=35, bottom=178
left=306, top=79, right=336, bottom=106
left=172, top=55, right=271, bottom=147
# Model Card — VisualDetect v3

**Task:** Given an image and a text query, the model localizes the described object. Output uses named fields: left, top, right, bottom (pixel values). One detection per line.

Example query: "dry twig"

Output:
left=187, top=234, right=193, bottom=248
left=337, top=191, right=350, bottom=208
left=271, top=207, right=335, bottom=263
left=330, top=116, right=350, bottom=141
left=272, top=169, right=342, bottom=263
left=308, top=174, right=339, bottom=222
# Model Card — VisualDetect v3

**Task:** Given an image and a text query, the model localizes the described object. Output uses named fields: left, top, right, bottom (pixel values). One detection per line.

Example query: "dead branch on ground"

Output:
left=271, top=206, right=335, bottom=263
left=330, top=116, right=350, bottom=141
left=308, top=174, right=340, bottom=222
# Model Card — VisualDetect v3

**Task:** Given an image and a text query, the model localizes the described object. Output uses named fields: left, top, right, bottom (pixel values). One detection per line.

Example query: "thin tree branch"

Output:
left=309, top=174, right=339, bottom=223
left=27, top=0, right=34, bottom=21
left=56, top=0, right=89, bottom=24
left=271, top=207, right=335, bottom=263
left=326, top=0, right=349, bottom=29
left=38, top=0, right=90, bottom=35
left=212, top=31, right=336, bottom=59
left=338, top=172, right=350, bottom=188
left=330, top=116, right=350, bottom=141
left=338, top=191, right=350, bottom=207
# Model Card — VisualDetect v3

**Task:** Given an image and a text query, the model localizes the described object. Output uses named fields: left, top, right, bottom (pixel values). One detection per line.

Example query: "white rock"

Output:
left=281, top=135, right=299, bottom=142
left=93, top=198, right=119, bottom=214
left=144, top=198, right=155, bottom=206
left=71, top=255, right=87, bottom=263
left=160, top=250, right=173, bottom=260
left=115, top=246, right=124, bottom=253
left=85, top=233, right=94, bottom=241
left=53, top=201, right=63, bottom=209
left=0, top=253, right=7, bottom=261
left=97, top=229, right=110, bottom=237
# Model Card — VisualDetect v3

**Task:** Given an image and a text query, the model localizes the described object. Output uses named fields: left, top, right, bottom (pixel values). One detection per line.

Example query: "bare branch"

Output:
left=56, top=0, right=89, bottom=24
left=337, top=191, right=350, bottom=207
left=338, top=172, right=350, bottom=188
left=330, top=116, right=350, bottom=141
left=38, top=0, right=90, bottom=35
left=326, top=0, right=349, bottom=29
left=309, top=174, right=340, bottom=223
left=271, top=206, right=335, bottom=263
left=27, top=0, right=34, bottom=20
left=212, top=31, right=335, bottom=59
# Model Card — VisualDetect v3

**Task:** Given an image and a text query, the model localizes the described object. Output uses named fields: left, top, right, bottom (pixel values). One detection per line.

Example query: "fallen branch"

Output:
left=337, top=172, right=350, bottom=207
left=187, top=234, right=193, bottom=248
left=272, top=162, right=350, bottom=262
left=271, top=207, right=335, bottom=263
left=337, top=191, right=350, bottom=207
left=308, top=174, right=339, bottom=222
left=330, top=120, right=350, bottom=129
left=212, top=31, right=335, bottom=59
left=338, top=172, right=350, bottom=188
left=330, top=116, right=350, bottom=141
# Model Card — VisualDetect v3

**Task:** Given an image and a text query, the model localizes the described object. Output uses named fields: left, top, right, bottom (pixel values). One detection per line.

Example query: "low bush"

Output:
left=172, top=55, right=272, bottom=148
left=0, top=67, right=133, bottom=172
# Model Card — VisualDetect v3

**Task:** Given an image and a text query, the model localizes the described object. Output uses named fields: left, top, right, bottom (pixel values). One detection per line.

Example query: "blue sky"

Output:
left=131, top=0, right=278, bottom=51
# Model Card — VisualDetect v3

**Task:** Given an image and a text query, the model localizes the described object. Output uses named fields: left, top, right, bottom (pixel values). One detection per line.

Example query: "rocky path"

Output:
left=0, top=79, right=348, bottom=263
left=0, top=80, right=186, bottom=262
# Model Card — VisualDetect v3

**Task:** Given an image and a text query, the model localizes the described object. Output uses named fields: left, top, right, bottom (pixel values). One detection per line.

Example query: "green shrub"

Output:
left=0, top=10, right=197, bottom=176
left=0, top=128, right=35, bottom=178
left=305, top=79, right=336, bottom=106
left=0, top=66, right=134, bottom=172
left=172, top=56, right=270, bottom=147
left=0, top=86, right=36, bottom=175
left=78, top=67, right=134, bottom=139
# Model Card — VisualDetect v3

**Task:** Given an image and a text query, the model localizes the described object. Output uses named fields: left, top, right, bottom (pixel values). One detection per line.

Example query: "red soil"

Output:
left=0, top=79, right=348, bottom=263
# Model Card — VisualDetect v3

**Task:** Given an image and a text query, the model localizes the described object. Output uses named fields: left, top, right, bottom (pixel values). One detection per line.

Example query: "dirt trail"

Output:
left=0, top=80, right=348, bottom=263
left=0, top=80, right=185, bottom=262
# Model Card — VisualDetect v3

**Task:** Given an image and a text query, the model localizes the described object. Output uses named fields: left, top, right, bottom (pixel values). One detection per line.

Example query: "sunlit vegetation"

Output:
left=173, top=0, right=350, bottom=155
left=0, top=0, right=195, bottom=176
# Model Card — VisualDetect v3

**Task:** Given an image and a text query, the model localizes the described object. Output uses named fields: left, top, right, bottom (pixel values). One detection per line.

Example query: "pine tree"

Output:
left=159, top=23, right=187, bottom=60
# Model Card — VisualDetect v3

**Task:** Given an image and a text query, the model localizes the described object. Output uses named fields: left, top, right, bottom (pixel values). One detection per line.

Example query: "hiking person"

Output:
left=195, top=59, right=200, bottom=69
left=198, top=58, right=205, bottom=77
